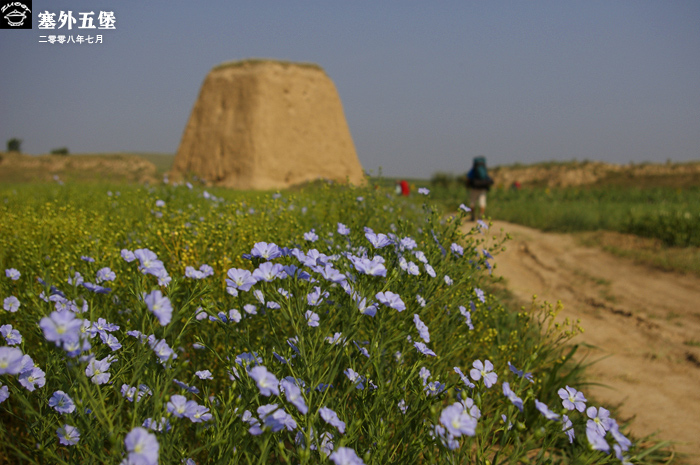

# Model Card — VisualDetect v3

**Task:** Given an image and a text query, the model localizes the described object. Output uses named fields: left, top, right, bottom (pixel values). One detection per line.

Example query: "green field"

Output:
left=0, top=179, right=668, bottom=464
left=419, top=173, right=700, bottom=276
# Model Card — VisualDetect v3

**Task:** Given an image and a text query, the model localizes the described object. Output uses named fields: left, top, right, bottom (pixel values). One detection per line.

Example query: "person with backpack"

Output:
left=465, top=156, right=494, bottom=221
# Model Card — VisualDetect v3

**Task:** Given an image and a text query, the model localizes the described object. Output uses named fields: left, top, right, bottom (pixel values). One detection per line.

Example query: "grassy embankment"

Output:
left=419, top=166, right=700, bottom=277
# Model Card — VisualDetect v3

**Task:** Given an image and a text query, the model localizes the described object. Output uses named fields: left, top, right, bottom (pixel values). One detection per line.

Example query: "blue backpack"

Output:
left=468, top=157, right=493, bottom=189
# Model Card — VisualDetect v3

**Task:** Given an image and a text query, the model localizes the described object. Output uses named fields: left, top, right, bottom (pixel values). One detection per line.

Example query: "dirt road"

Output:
left=475, top=221, right=700, bottom=463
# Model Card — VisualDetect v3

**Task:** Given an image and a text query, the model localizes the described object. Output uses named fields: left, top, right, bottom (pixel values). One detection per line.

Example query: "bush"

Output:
left=430, top=172, right=455, bottom=188
left=6, top=138, right=22, bottom=152
left=50, top=147, right=70, bottom=156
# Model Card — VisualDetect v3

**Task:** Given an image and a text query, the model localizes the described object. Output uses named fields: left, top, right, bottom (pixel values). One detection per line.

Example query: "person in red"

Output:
left=399, top=179, right=410, bottom=196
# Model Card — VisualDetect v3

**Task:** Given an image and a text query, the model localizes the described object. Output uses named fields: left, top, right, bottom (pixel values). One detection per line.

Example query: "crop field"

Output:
left=0, top=180, right=670, bottom=464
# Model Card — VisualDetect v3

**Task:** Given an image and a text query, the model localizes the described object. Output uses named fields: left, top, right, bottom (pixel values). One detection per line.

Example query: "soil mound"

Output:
left=0, top=151, right=157, bottom=184
left=171, top=59, right=365, bottom=190
left=492, top=160, right=700, bottom=188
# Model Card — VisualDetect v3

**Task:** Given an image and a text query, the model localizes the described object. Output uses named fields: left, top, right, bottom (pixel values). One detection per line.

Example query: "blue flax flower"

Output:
left=124, top=427, right=159, bottom=465
left=305, top=310, right=320, bottom=327
left=100, top=332, right=122, bottom=351
left=502, top=382, right=523, bottom=411
left=19, top=366, right=46, bottom=391
left=85, top=356, right=113, bottom=385
left=419, top=366, right=431, bottom=385
left=440, top=402, right=477, bottom=437
left=0, top=385, right=9, bottom=404
left=0, top=347, right=24, bottom=375
left=562, top=414, right=575, bottom=444
left=353, top=341, right=370, bottom=358
left=226, top=268, right=257, bottom=292
left=432, top=424, right=460, bottom=450
left=249, top=366, right=280, bottom=396
left=586, top=425, right=610, bottom=452
left=142, top=417, right=171, bottom=433
left=57, top=424, right=80, bottom=446
left=121, top=384, right=148, bottom=402
left=3, top=296, right=20, bottom=312
left=82, top=281, right=112, bottom=294
left=280, top=378, right=308, bottom=414
left=425, top=381, right=445, bottom=396
left=253, top=262, right=284, bottom=282
left=337, top=223, right=350, bottom=236
left=251, top=242, right=282, bottom=260
left=330, top=447, right=365, bottom=465
left=470, top=359, right=497, bottom=388
left=376, top=291, right=405, bottom=311
left=1, top=324, right=22, bottom=345
left=365, top=231, right=392, bottom=249
left=143, top=290, right=172, bottom=326
left=96, top=267, right=116, bottom=283
left=354, top=294, right=378, bottom=317
left=459, top=306, right=474, bottom=330
left=319, top=407, right=346, bottom=433
left=507, top=361, right=534, bottom=382
left=609, top=419, right=633, bottom=451
left=398, top=399, right=407, bottom=414
left=344, top=368, right=365, bottom=390
left=195, top=370, right=213, bottom=380
left=134, top=248, right=166, bottom=276
left=349, top=255, right=387, bottom=277
left=314, top=264, right=346, bottom=284
left=49, top=390, right=75, bottom=414
left=5, top=268, right=20, bottom=280
left=453, top=367, right=475, bottom=388
left=151, top=338, right=177, bottom=363
left=413, top=341, right=436, bottom=357
left=262, top=405, right=297, bottom=432
left=413, top=314, right=430, bottom=343
left=558, top=385, right=587, bottom=412
left=399, top=237, right=417, bottom=250
left=167, top=395, right=198, bottom=418
left=173, top=379, right=200, bottom=394
left=535, top=399, right=560, bottom=420
left=413, top=250, right=428, bottom=263
left=304, top=229, right=319, bottom=242
left=474, top=287, right=486, bottom=303
left=188, top=404, right=212, bottom=423
left=307, top=286, right=327, bottom=306
left=586, top=406, right=612, bottom=436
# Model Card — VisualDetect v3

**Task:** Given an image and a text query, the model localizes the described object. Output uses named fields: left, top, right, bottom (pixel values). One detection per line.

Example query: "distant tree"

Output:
left=430, top=172, right=454, bottom=188
left=7, top=138, right=22, bottom=152
left=50, top=147, right=70, bottom=155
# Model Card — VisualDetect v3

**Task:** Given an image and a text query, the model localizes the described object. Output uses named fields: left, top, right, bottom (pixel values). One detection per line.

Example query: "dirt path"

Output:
left=474, top=221, right=700, bottom=463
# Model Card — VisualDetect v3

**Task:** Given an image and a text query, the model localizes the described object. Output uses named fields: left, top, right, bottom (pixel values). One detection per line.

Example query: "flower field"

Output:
left=0, top=180, right=666, bottom=464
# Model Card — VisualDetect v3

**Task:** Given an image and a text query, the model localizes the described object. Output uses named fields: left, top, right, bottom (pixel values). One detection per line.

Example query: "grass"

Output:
left=576, top=231, right=700, bottom=278
left=419, top=173, right=700, bottom=275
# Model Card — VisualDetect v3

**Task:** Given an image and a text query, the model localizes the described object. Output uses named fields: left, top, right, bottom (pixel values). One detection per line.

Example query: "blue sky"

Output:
left=1, top=1, right=699, bottom=177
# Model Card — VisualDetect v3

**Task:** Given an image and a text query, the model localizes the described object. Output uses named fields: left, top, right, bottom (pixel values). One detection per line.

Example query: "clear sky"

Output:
left=1, top=1, right=699, bottom=178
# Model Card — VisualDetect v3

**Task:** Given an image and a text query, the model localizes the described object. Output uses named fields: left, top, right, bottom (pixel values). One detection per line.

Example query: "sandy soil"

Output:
left=473, top=221, right=700, bottom=464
